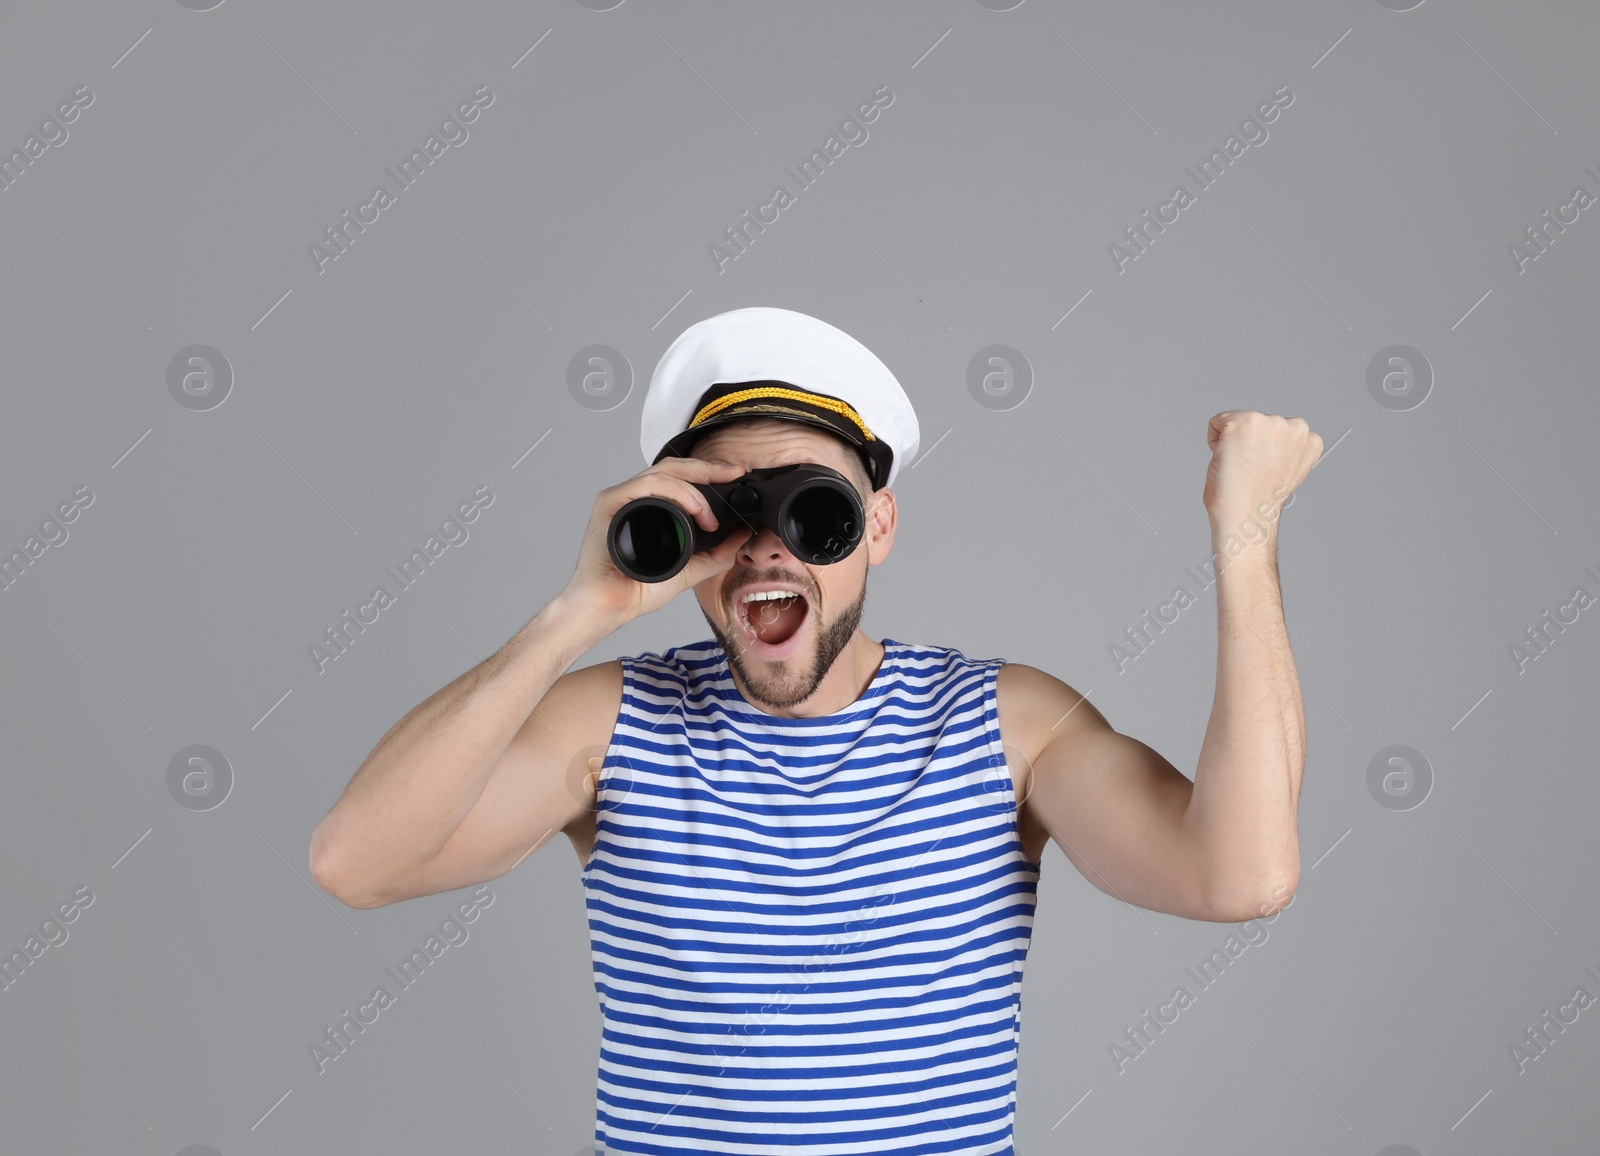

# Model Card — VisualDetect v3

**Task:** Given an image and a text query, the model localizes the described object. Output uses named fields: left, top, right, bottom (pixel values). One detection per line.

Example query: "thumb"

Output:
left=1207, top=411, right=1237, bottom=453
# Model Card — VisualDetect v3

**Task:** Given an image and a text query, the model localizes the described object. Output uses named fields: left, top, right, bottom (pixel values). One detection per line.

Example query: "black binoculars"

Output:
left=607, top=463, right=864, bottom=583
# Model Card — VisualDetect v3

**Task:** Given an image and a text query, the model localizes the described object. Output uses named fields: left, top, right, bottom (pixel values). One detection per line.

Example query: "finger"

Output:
left=653, top=460, right=747, bottom=525
left=614, top=474, right=720, bottom=533
left=651, top=456, right=748, bottom=483
left=663, top=478, right=720, bottom=532
left=676, top=525, right=752, bottom=589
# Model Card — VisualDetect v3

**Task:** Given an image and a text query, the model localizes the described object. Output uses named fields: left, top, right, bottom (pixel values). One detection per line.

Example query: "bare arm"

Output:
left=308, top=454, right=755, bottom=910
left=308, top=594, right=608, bottom=909
left=1183, top=411, right=1320, bottom=915
left=1011, top=411, right=1318, bottom=923
left=1182, top=519, right=1303, bottom=918
left=1011, top=523, right=1304, bottom=922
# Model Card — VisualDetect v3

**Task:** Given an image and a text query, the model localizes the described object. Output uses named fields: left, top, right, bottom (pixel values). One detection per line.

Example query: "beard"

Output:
left=702, top=571, right=868, bottom=712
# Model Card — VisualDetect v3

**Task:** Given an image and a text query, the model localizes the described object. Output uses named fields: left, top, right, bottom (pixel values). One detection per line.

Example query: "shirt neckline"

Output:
left=713, top=637, right=900, bottom=725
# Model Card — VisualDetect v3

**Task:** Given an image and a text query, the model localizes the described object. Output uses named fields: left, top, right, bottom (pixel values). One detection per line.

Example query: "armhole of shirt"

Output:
left=584, top=655, right=637, bottom=882
left=984, top=656, right=1038, bottom=871
left=594, top=654, right=636, bottom=808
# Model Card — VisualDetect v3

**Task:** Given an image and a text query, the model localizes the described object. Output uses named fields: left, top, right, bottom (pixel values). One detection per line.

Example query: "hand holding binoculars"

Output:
left=607, top=463, right=865, bottom=583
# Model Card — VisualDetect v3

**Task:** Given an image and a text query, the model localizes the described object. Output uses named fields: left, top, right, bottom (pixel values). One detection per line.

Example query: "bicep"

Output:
left=1028, top=718, right=1211, bottom=919
left=404, top=659, right=621, bottom=900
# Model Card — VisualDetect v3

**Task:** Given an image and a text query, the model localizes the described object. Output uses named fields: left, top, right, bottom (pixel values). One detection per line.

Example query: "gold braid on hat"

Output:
left=688, top=386, right=876, bottom=442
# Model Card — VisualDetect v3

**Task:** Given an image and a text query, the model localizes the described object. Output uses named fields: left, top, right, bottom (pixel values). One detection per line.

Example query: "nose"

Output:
left=736, top=521, right=791, bottom=565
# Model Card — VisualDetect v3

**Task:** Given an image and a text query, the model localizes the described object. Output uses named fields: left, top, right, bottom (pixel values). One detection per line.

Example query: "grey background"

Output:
left=1, top=1, right=1596, bottom=1153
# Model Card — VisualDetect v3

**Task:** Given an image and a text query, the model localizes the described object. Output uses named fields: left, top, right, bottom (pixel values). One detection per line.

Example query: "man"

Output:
left=309, top=306, right=1321, bottom=1155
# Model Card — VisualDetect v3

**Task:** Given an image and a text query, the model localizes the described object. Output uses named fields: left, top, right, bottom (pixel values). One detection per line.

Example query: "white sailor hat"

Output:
left=640, top=306, right=920, bottom=490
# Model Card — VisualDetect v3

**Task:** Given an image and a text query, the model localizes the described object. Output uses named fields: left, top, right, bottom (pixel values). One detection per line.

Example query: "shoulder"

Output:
left=540, top=644, right=697, bottom=743
left=541, top=657, right=623, bottom=730
left=995, top=660, right=1082, bottom=703
left=994, top=662, right=1105, bottom=763
left=992, top=663, right=1110, bottom=812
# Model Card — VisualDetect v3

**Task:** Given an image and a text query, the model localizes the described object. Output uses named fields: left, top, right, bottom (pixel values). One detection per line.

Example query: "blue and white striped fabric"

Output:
left=581, top=637, right=1040, bottom=1155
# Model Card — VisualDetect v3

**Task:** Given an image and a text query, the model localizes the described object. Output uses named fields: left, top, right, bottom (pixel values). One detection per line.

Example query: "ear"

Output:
left=862, top=486, right=896, bottom=565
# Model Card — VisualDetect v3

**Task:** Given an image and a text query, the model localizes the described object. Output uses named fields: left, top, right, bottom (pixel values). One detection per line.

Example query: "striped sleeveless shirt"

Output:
left=581, top=636, right=1040, bottom=1155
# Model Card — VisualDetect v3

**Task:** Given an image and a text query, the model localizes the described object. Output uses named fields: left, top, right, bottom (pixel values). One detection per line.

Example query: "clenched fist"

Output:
left=1203, top=410, right=1322, bottom=522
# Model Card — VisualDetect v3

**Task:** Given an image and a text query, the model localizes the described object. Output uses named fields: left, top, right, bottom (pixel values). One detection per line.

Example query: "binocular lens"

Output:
left=606, top=464, right=865, bottom=583
left=611, top=503, right=688, bottom=581
left=785, top=487, right=857, bottom=564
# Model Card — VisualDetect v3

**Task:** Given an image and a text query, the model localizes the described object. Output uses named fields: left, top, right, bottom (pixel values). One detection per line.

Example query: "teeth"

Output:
left=740, top=590, right=800, bottom=603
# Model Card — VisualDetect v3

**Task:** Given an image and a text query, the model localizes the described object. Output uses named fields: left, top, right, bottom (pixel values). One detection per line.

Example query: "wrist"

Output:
left=542, top=587, right=623, bottom=649
left=473, top=595, right=612, bottom=710
left=1207, top=487, right=1288, bottom=538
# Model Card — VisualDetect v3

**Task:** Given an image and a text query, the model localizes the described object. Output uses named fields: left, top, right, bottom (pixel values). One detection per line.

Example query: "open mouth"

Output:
left=735, top=587, right=810, bottom=657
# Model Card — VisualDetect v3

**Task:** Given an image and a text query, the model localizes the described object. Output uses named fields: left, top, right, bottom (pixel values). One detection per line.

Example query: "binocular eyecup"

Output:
left=607, top=463, right=864, bottom=583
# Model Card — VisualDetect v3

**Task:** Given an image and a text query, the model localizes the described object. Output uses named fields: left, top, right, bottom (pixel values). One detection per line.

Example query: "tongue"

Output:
left=750, top=596, right=805, bottom=645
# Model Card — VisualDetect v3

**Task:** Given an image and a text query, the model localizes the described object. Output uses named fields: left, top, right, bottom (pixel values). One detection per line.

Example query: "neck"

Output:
left=728, top=631, right=886, bottom=718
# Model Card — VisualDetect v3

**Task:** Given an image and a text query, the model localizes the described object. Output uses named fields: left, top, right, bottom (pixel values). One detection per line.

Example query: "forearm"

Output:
left=1184, top=509, right=1305, bottom=917
left=309, top=592, right=609, bottom=887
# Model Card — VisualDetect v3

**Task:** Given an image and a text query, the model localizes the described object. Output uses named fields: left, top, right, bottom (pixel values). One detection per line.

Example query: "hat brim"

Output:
left=652, top=399, right=892, bottom=490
